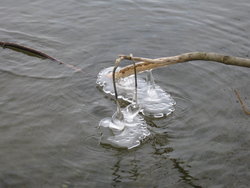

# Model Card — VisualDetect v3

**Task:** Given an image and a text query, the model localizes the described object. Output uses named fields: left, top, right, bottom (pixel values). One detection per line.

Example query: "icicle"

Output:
left=146, top=69, right=156, bottom=89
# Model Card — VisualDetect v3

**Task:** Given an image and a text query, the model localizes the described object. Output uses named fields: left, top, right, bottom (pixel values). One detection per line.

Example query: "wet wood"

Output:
left=0, top=41, right=83, bottom=72
left=116, top=52, right=250, bottom=79
left=234, top=90, right=250, bottom=115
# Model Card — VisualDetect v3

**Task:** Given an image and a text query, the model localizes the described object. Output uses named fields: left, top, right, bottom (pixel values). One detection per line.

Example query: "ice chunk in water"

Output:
left=99, top=104, right=150, bottom=149
left=96, top=67, right=176, bottom=118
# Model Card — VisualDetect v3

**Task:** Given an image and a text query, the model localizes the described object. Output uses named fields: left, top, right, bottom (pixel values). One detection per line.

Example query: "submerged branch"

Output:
left=234, top=90, right=250, bottom=115
left=0, top=41, right=61, bottom=62
left=0, top=41, right=83, bottom=73
left=115, top=52, right=250, bottom=79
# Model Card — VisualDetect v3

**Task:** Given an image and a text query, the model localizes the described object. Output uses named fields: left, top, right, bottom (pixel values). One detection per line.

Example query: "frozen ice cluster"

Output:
left=99, top=104, right=150, bottom=149
left=96, top=66, right=176, bottom=149
left=96, top=67, right=176, bottom=118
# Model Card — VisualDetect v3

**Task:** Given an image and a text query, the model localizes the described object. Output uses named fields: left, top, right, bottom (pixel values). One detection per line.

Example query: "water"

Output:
left=1, top=0, right=250, bottom=187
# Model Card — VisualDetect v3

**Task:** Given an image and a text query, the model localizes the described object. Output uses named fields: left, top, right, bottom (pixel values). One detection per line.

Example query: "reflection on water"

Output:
left=111, top=155, right=139, bottom=185
left=1, top=0, right=250, bottom=187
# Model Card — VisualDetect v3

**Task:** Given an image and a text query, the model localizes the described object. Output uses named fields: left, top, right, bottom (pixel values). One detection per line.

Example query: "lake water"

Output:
left=1, top=0, right=250, bottom=187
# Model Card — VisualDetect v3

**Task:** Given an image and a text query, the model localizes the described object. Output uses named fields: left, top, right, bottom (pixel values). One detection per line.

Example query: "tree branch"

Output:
left=0, top=41, right=83, bottom=73
left=114, top=53, right=250, bottom=116
left=234, top=90, right=250, bottom=115
left=115, top=52, right=250, bottom=79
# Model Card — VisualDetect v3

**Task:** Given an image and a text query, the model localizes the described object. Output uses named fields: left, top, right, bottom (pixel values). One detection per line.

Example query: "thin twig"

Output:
left=234, top=89, right=250, bottom=115
left=112, top=57, right=124, bottom=100
left=130, top=54, right=138, bottom=105
left=112, top=57, right=125, bottom=118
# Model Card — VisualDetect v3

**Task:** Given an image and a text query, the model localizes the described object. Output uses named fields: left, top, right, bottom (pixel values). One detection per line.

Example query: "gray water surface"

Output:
left=1, top=0, right=250, bottom=187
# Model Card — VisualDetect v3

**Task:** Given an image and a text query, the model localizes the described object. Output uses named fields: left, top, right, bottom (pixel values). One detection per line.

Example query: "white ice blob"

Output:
left=96, top=67, right=176, bottom=118
left=99, top=104, right=150, bottom=149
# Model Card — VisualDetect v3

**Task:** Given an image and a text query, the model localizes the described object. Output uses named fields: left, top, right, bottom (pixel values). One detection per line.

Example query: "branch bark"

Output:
left=115, top=52, right=250, bottom=79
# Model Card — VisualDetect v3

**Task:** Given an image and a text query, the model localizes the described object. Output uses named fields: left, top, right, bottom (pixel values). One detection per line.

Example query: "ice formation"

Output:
left=96, top=67, right=176, bottom=118
left=99, top=103, right=150, bottom=149
left=97, top=66, right=176, bottom=149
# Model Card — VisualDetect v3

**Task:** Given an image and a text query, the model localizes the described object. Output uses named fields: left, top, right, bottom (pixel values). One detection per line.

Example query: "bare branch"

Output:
left=0, top=41, right=84, bottom=73
left=116, top=52, right=250, bottom=79
left=234, top=89, right=250, bottom=115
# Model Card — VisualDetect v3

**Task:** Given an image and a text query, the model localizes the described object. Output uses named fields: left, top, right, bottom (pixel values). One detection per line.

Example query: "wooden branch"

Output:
left=0, top=41, right=83, bottom=73
left=234, top=90, right=250, bottom=115
left=115, top=52, right=250, bottom=79
left=0, top=41, right=62, bottom=62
